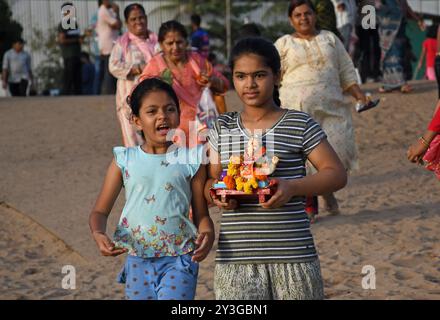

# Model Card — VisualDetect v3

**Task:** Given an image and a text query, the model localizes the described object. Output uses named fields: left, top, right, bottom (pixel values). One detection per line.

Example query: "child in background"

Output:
left=89, top=78, right=214, bottom=300
left=204, top=38, right=347, bottom=300
left=417, top=25, right=438, bottom=81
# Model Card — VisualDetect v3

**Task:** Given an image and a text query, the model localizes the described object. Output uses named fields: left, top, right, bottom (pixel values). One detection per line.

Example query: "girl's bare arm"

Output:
left=89, top=159, right=126, bottom=256
left=191, top=164, right=215, bottom=262
left=294, top=139, right=347, bottom=195
left=262, top=139, right=347, bottom=209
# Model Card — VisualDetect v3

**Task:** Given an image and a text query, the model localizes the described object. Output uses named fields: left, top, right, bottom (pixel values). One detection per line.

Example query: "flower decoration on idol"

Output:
left=217, top=136, right=279, bottom=194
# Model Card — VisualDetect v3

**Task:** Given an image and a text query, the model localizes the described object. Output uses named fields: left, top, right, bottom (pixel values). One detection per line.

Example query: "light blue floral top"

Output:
left=112, top=145, right=203, bottom=258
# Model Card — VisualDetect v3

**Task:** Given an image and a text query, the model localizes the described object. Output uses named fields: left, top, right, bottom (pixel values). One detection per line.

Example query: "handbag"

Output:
left=188, top=54, right=227, bottom=116
left=196, top=87, right=219, bottom=131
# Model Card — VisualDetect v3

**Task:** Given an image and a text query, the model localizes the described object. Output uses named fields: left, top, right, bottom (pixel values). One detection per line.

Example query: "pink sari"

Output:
left=110, top=31, right=158, bottom=147
left=423, top=136, right=440, bottom=180
left=140, top=51, right=228, bottom=147
left=119, top=31, right=158, bottom=62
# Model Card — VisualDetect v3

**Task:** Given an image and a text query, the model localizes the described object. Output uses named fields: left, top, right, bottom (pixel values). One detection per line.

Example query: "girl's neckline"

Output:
left=138, top=144, right=179, bottom=157
left=237, top=109, right=289, bottom=139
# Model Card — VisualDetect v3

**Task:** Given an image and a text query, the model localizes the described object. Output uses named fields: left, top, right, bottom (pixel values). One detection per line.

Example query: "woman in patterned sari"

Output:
left=109, top=3, right=159, bottom=147
left=140, top=20, right=229, bottom=147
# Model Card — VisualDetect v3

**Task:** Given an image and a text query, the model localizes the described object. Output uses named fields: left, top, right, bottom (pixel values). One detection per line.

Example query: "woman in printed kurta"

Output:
left=275, top=0, right=369, bottom=220
left=109, top=4, right=159, bottom=147
left=139, top=20, right=229, bottom=148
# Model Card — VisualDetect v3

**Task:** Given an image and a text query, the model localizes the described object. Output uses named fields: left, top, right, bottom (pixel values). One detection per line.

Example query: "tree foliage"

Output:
left=0, top=0, right=23, bottom=71
left=30, top=27, right=63, bottom=94
left=152, top=1, right=295, bottom=62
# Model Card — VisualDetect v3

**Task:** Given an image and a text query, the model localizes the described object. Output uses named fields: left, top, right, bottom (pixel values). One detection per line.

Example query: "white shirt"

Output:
left=2, top=49, right=32, bottom=83
left=331, top=0, right=354, bottom=28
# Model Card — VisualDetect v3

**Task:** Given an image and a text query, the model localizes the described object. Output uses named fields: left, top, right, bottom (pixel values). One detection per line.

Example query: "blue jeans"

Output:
left=117, top=253, right=199, bottom=300
left=92, top=55, right=101, bottom=95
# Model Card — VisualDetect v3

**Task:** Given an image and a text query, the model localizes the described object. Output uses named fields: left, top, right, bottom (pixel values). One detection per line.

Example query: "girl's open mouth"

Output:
left=156, top=124, right=170, bottom=136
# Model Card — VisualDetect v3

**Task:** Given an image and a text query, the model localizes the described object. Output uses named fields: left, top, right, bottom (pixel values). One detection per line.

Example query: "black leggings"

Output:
left=435, top=56, right=440, bottom=99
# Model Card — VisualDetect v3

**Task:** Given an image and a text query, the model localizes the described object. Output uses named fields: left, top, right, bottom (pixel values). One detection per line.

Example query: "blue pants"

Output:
left=117, top=254, right=199, bottom=300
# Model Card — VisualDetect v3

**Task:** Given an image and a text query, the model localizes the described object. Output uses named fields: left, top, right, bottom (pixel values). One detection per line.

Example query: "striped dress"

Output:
left=208, top=110, right=327, bottom=265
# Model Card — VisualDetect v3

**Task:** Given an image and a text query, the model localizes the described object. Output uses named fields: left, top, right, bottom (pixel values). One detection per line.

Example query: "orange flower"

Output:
left=223, top=175, right=236, bottom=190
left=254, top=174, right=267, bottom=181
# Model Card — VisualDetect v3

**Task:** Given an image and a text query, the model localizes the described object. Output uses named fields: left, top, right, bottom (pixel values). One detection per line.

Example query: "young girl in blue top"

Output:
left=204, top=38, right=347, bottom=300
left=89, top=78, right=214, bottom=300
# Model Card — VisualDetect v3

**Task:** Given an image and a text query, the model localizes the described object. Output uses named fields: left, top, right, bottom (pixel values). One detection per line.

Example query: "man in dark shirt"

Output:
left=190, top=14, right=209, bottom=58
left=58, top=2, right=82, bottom=95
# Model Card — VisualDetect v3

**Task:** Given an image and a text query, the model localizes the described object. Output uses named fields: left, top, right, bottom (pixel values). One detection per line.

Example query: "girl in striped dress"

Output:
left=204, top=37, right=347, bottom=300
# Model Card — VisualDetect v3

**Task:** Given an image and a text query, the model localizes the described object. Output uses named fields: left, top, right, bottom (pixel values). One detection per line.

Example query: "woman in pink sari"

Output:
left=109, top=3, right=159, bottom=147
left=139, top=20, right=229, bottom=147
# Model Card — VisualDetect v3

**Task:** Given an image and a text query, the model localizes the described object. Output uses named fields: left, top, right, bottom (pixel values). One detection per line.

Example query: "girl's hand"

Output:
left=210, top=180, right=238, bottom=210
left=130, top=65, right=142, bottom=76
left=212, top=196, right=238, bottom=210
left=92, top=231, right=127, bottom=257
left=260, top=178, right=294, bottom=209
left=192, top=232, right=215, bottom=262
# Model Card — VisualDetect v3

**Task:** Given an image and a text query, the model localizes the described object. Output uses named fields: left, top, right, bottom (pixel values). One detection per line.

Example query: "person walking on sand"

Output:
left=190, top=14, right=210, bottom=58
left=89, top=78, right=214, bottom=300
left=416, top=25, right=438, bottom=81
left=2, top=38, right=33, bottom=97
left=140, top=20, right=229, bottom=147
left=109, top=3, right=159, bottom=147
left=274, top=0, right=371, bottom=222
left=97, top=0, right=122, bottom=94
left=205, top=37, right=347, bottom=299
left=407, top=101, right=440, bottom=179
left=376, top=0, right=425, bottom=93
left=58, top=2, right=82, bottom=95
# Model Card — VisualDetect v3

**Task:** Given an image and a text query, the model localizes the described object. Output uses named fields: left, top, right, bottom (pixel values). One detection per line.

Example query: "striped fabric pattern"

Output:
left=208, top=110, right=327, bottom=264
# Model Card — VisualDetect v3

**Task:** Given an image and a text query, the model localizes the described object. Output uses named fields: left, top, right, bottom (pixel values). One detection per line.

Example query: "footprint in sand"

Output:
left=391, top=257, right=420, bottom=268
left=1, top=203, right=87, bottom=299
left=424, top=274, right=440, bottom=284
left=23, top=268, right=40, bottom=276
left=394, top=270, right=415, bottom=281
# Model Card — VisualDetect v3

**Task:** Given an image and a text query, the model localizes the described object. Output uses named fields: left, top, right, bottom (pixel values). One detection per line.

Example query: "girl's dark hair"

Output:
left=158, top=20, right=188, bottom=42
left=427, top=24, right=438, bottom=39
left=124, top=3, right=146, bottom=21
left=127, top=78, right=180, bottom=117
left=238, top=23, right=261, bottom=39
left=229, top=37, right=282, bottom=106
left=288, top=0, right=316, bottom=17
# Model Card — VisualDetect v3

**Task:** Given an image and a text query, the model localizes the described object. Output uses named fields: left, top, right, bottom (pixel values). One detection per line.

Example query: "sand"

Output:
left=0, top=80, right=439, bottom=300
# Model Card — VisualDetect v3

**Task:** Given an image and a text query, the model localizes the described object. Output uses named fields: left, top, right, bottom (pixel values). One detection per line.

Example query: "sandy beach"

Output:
left=0, top=80, right=439, bottom=300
